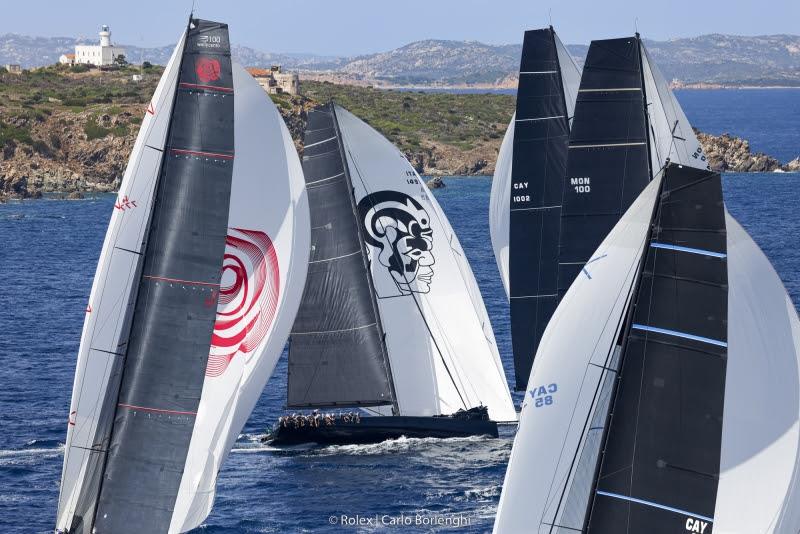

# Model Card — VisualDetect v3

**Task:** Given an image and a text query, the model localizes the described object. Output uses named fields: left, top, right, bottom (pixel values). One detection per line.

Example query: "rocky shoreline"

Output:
left=1, top=103, right=797, bottom=202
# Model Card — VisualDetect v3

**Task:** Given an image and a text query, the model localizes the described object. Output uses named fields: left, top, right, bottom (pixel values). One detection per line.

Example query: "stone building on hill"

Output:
left=246, top=65, right=300, bottom=95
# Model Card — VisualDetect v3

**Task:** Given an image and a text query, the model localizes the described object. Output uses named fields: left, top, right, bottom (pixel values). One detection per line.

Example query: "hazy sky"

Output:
left=3, top=0, right=798, bottom=55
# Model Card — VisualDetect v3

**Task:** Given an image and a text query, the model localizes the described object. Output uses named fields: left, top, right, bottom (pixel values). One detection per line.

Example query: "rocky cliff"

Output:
left=1, top=90, right=797, bottom=202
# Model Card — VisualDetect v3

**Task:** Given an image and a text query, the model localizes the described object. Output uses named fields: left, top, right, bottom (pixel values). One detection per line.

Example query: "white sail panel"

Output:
left=553, top=33, right=581, bottom=125
left=56, top=31, right=185, bottom=530
left=714, top=213, right=800, bottom=533
left=170, top=64, right=310, bottom=532
left=335, top=105, right=515, bottom=422
left=490, top=115, right=514, bottom=298
left=494, top=176, right=662, bottom=533
left=640, top=44, right=708, bottom=172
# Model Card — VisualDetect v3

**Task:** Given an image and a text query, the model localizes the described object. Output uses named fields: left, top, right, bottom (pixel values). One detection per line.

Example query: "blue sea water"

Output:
left=1, top=85, right=799, bottom=531
left=1, top=169, right=798, bottom=533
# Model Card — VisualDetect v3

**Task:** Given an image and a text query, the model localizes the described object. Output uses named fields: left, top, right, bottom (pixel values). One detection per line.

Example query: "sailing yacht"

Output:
left=266, top=103, right=517, bottom=445
left=490, top=26, right=581, bottom=390
left=55, top=17, right=310, bottom=533
left=494, top=35, right=800, bottom=534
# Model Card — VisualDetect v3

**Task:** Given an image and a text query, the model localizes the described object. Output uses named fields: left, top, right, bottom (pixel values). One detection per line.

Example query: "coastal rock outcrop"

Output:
left=696, top=131, right=783, bottom=172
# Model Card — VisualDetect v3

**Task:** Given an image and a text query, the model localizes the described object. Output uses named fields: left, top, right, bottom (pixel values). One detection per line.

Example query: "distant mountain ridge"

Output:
left=1, top=32, right=799, bottom=87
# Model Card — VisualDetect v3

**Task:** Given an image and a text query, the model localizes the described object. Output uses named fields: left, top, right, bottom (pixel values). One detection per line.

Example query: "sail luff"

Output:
left=330, top=103, right=399, bottom=414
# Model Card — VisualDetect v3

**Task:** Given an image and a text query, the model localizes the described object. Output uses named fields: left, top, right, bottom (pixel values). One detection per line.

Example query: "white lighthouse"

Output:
left=74, top=25, right=126, bottom=67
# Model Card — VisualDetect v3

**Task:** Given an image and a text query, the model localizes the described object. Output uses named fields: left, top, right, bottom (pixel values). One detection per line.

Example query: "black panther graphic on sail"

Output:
left=358, top=191, right=435, bottom=298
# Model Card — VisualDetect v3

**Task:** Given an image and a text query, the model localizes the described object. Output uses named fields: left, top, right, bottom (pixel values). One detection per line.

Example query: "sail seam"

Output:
left=510, top=294, right=558, bottom=299
left=116, top=403, right=197, bottom=416
left=595, top=490, right=714, bottom=522
left=520, top=70, right=558, bottom=74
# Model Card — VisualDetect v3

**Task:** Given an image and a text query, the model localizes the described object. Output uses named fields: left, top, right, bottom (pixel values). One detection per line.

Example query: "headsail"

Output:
left=495, top=162, right=800, bottom=533
left=57, top=19, right=309, bottom=534
left=493, top=175, right=663, bottom=534
left=335, top=105, right=516, bottom=422
left=287, top=104, right=396, bottom=410
left=489, top=27, right=582, bottom=390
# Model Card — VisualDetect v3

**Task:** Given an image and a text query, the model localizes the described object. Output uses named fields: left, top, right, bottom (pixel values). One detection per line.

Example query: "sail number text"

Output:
left=512, top=181, right=530, bottom=203
left=571, top=177, right=591, bottom=194
left=529, top=383, right=558, bottom=408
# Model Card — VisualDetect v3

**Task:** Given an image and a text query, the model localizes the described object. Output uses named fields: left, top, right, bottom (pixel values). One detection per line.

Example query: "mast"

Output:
left=330, top=102, right=399, bottom=415
left=636, top=33, right=656, bottom=182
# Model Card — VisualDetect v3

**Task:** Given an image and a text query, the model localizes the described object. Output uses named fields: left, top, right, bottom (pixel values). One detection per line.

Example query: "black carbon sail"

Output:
left=586, top=163, right=728, bottom=533
left=90, top=18, right=235, bottom=533
left=558, top=35, right=652, bottom=297
left=507, top=27, right=576, bottom=390
left=287, top=104, right=396, bottom=410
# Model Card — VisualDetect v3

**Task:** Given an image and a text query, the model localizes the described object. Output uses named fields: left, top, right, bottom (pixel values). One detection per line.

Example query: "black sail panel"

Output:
left=91, top=19, right=234, bottom=533
left=587, top=164, right=728, bottom=533
left=287, top=105, right=395, bottom=409
left=558, top=36, right=650, bottom=295
left=509, top=28, right=572, bottom=389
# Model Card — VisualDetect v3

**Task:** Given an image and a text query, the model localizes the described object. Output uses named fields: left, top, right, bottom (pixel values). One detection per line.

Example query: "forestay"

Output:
left=336, top=105, right=516, bottom=422
left=490, top=27, right=582, bottom=390
left=169, top=63, right=309, bottom=532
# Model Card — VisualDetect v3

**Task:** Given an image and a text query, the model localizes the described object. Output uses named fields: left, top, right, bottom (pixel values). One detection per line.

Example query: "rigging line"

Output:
left=342, top=127, right=470, bottom=412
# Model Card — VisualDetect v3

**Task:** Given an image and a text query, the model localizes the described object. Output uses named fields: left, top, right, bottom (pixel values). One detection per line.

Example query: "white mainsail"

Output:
left=169, top=64, right=310, bottom=532
left=335, top=105, right=516, bottom=422
left=56, top=30, right=186, bottom=530
left=493, top=176, right=663, bottom=533
left=714, top=212, right=800, bottom=533
left=553, top=32, right=581, bottom=127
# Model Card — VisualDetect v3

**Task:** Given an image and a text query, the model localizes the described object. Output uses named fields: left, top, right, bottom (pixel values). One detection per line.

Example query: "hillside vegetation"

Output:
left=1, top=70, right=796, bottom=201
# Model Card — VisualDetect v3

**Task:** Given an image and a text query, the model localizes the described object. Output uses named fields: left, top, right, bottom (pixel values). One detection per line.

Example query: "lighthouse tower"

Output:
left=74, top=25, right=126, bottom=67
left=99, top=25, right=111, bottom=47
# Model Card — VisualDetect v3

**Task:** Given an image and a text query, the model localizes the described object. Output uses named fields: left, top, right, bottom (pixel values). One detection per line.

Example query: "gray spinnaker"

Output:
left=91, top=18, right=235, bottom=533
left=287, top=104, right=396, bottom=409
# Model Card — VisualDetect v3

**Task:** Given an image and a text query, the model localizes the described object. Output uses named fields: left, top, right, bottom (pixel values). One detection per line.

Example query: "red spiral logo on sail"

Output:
left=206, top=228, right=280, bottom=377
